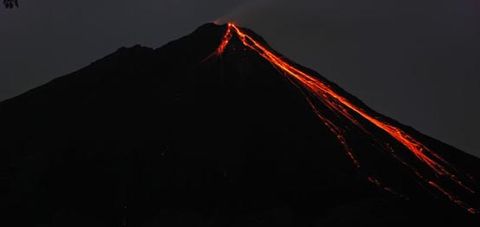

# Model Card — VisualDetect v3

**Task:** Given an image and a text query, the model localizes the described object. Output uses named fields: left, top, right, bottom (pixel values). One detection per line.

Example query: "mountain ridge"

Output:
left=1, top=22, right=479, bottom=226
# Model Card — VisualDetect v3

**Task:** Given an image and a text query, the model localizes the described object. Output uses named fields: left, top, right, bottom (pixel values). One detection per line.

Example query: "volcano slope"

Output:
left=1, top=23, right=479, bottom=226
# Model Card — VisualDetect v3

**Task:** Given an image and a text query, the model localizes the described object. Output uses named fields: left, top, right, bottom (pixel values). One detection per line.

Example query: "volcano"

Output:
left=1, top=23, right=479, bottom=226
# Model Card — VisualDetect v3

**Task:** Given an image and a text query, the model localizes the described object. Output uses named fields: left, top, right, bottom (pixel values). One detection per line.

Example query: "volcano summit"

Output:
left=1, top=23, right=479, bottom=226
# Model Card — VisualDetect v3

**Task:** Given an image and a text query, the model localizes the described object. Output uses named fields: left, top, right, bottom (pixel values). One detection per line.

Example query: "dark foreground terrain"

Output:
left=1, top=23, right=479, bottom=226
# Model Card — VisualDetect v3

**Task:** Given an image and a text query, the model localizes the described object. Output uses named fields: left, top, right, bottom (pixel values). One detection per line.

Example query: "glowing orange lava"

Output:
left=210, top=22, right=478, bottom=214
left=215, top=25, right=233, bottom=56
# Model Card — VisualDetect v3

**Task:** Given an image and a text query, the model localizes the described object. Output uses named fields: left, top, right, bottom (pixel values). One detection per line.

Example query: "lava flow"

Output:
left=208, top=23, right=478, bottom=214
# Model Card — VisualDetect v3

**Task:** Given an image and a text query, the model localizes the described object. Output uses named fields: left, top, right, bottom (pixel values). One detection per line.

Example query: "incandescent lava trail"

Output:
left=209, top=23, right=478, bottom=214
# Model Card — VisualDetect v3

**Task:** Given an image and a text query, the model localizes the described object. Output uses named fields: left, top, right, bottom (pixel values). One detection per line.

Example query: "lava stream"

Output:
left=211, top=23, right=477, bottom=214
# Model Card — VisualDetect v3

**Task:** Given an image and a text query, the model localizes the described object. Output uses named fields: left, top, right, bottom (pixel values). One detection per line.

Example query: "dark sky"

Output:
left=1, top=0, right=479, bottom=157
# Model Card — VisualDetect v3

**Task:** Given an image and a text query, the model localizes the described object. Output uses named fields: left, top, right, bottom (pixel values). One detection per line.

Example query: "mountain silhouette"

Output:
left=1, top=23, right=479, bottom=226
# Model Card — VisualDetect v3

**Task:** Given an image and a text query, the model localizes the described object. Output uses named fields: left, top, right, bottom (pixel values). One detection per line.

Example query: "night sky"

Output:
left=1, top=0, right=479, bottom=157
